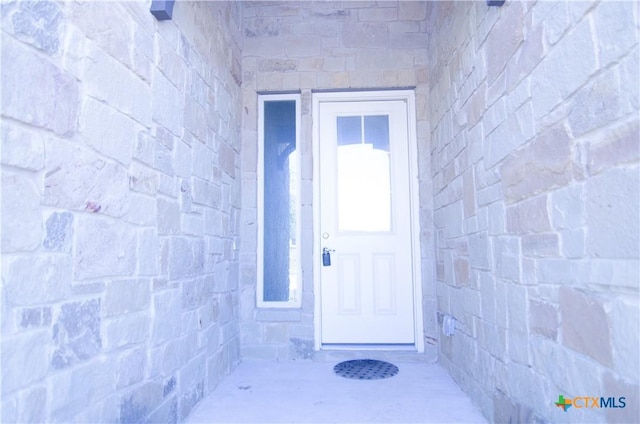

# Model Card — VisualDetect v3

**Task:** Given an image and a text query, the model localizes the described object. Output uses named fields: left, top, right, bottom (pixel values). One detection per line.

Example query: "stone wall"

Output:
left=240, top=1, right=436, bottom=360
left=1, top=1, right=242, bottom=422
left=426, top=1, right=639, bottom=422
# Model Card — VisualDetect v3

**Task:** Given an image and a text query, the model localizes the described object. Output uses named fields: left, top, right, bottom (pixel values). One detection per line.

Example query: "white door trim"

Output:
left=312, top=89, right=424, bottom=353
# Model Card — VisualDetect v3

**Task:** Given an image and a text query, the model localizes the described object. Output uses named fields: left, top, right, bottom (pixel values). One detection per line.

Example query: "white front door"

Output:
left=316, top=98, right=416, bottom=345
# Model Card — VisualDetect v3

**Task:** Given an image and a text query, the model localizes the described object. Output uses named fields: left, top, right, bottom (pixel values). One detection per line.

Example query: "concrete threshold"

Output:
left=185, top=359, right=487, bottom=423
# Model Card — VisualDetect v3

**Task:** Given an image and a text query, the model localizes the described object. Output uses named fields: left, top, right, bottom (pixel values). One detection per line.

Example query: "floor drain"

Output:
left=333, top=359, right=399, bottom=380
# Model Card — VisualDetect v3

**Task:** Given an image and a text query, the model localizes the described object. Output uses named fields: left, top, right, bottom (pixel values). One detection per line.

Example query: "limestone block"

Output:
left=506, top=26, right=544, bottom=91
left=501, top=123, right=572, bottom=202
left=493, top=236, right=521, bottom=282
left=154, top=139, right=175, bottom=177
left=1, top=172, right=42, bottom=252
left=493, top=386, right=540, bottom=424
left=529, top=299, right=558, bottom=340
left=151, top=290, right=182, bottom=346
left=533, top=1, right=572, bottom=45
left=15, top=386, right=46, bottom=423
left=116, top=347, right=146, bottom=390
left=506, top=195, right=551, bottom=235
left=181, top=278, right=204, bottom=311
left=104, top=279, right=150, bottom=317
left=119, top=381, right=163, bottom=424
left=51, top=299, right=102, bottom=369
left=152, top=70, right=184, bottom=137
left=122, top=193, right=155, bottom=227
left=560, top=286, right=612, bottom=366
left=129, top=162, right=159, bottom=195
left=593, top=1, right=637, bottom=67
left=192, top=142, right=214, bottom=181
left=466, top=86, right=486, bottom=128
left=49, top=358, right=113, bottom=420
left=522, top=233, right=559, bottom=258
left=42, top=211, right=73, bottom=253
left=168, top=237, right=204, bottom=279
left=586, top=167, right=639, bottom=259
left=179, top=355, right=206, bottom=396
left=2, top=254, right=71, bottom=306
left=7, top=0, right=62, bottom=54
left=610, top=296, right=639, bottom=379
left=102, top=312, right=149, bottom=351
left=289, top=337, right=314, bottom=359
left=1, top=330, right=49, bottom=395
left=145, top=397, right=178, bottom=424
left=398, top=1, right=427, bottom=21
left=479, top=272, right=497, bottom=324
left=158, top=174, right=178, bottom=198
left=74, top=217, right=137, bottom=280
left=255, top=309, right=301, bottom=322
left=488, top=201, right=506, bottom=235
left=531, top=336, right=604, bottom=405
left=454, top=257, right=470, bottom=286
left=587, top=118, right=640, bottom=176
left=193, top=178, right=222, bottom=208
left=18, top=306, right=52, bottom=330
left=485, top=1, right=524, bottom=83
left=284, top=35, right=322, bottom=57
left=80, top=98, right=137, bottom=165
left=174, top=139, right=193, bottom=179
left=0, top=123, right=45, bottom=171
left=356, top=49, right=414, bottom=70
left=67, top=1, right=133, bottom=67
left=537, top=258, right=588, bottom=285
left=44, top=140, right=130, bottom=217
left=477, top=182, right=502, bottom=207
left=158, top=36, right=186, bottom=90
left=550, top=184, right=584, bottom=230
left=188, top=71, right=208, bottom=108
left=179, top=381, right=205, bottom=421
left=243, top=36, right=285, bottom=58
left=158, top=198, right=180, bottom=235
left=389, top=32, right=427, bottom=50
left=483, top=119, right=528, bottom=169
left=164, top=334, right=196, bottom=374
left=560, top=228, right=585, bottom=259
left=138, top=229, right=159, bottom=275
left=574, top=70, right=629, bottom=138
left=184, top=97, right=207, bottom=143
left=506, top=284, right=527, bottom=332
left=1, top=37, right=78, bottom=136
left=134, top=131, right=155, bottom=167
left=358, top=7, right=397, bottom=22
left=84, top=41, right=151, bottom=126
left=530, top=18, right=596, bottom=119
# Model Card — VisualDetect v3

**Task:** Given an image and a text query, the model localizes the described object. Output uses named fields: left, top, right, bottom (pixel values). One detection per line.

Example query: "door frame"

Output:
left=312, top=89, right=424, bottom=353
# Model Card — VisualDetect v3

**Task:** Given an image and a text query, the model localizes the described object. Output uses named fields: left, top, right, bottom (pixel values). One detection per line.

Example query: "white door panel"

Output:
left=319, top=100, right=415, bottom=345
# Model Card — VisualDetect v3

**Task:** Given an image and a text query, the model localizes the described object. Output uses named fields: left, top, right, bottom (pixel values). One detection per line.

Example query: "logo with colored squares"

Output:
left=555, top=395, right=626, bottom=412
left=555, top=395, right=572, bottom=411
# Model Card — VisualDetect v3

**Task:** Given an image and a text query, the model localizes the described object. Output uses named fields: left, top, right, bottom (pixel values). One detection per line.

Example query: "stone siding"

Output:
left=1, top=1, right=242, bottom=422
left=240, top=1, right=436, bottom=361
left=426, top=1, right=639, bottom=422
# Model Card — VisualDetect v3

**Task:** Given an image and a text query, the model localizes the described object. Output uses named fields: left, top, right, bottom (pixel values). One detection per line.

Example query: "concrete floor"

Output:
left=186, top=359, right=487, bottom=423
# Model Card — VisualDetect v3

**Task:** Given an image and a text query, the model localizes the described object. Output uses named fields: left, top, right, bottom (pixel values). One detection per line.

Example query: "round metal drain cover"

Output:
left=333, top=359, right=399, bottom=380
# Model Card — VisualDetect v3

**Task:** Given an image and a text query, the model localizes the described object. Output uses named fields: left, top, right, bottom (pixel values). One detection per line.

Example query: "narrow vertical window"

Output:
left=257, top=94, right=301, bottom=308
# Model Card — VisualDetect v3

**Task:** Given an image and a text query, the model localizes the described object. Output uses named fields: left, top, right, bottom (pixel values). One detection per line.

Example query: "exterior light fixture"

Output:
left=150, top=0, right=175, bottom=20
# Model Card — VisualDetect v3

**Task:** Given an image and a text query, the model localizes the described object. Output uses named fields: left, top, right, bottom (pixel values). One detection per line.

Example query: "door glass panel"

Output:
left=336, top=115, right=391, bottom=232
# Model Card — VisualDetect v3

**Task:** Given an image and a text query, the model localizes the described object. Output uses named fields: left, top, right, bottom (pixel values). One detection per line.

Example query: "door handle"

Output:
left=322, top=247, right=335, bottom=266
